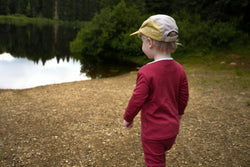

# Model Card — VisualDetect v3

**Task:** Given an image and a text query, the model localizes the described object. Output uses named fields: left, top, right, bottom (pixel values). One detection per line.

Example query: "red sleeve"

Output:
left=178, top=72, right=189, bottom=115
left=123, top=72, right=150, bottom=122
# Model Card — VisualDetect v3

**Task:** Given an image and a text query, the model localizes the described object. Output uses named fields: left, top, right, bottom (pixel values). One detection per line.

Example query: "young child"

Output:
left=123, top=14, right=189, bottom=167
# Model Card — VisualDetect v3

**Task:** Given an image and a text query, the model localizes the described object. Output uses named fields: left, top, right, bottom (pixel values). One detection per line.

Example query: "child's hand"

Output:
left=123, top=119, right=133, bottom=130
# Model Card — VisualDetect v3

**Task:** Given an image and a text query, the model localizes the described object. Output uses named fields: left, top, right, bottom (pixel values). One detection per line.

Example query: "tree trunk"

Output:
left=54, top=0, right=59, bottom=20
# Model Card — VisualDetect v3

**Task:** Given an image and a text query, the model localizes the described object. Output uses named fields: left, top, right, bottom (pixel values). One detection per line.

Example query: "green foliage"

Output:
left=210, top=22, right=237, bottom=47
left=70, top=0, right=250, bottom=64
left=145, top=0, right=173, bottom=14
left=2, top=0, right=99, bottom=21
left=0, top=0, right=10, bottom=15
left=70, top=0, right=146, bottom=60
left=0, top=15, right=87, bottom=27
left=100, top=0, right=146, bottom=12
left=172, top=11, right=249, bottom=59
left=25, top=5, right=31, bottom=17
left=1, top=0, right=249, bottom=65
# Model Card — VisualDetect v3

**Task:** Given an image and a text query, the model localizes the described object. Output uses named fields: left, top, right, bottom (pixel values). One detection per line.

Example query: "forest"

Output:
left=1, top=0, right=249, bottom=25
left=0, top=0, right=99, bottom=21
left=0, top=0, right=249, bottom=64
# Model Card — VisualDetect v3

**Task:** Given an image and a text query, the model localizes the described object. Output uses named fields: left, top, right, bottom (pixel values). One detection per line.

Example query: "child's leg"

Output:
left=141, top=136, right=176, bottom=167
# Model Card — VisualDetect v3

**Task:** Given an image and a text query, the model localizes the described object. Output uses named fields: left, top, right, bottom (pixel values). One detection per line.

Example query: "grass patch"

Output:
left=174, top=49, right=249, bottom=70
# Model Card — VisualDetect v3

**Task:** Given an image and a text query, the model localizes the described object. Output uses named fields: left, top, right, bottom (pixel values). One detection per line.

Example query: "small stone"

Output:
left=220, top=61, right=226, bottom=64
left=230, top=62, right=237, bottom=66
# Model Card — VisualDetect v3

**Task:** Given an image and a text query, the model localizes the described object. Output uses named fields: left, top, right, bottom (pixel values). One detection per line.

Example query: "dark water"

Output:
left=0, top=23, right=137, bottom=89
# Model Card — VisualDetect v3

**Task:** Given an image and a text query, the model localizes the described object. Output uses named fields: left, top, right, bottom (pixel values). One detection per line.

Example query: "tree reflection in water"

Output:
left=0, top=23, right=138, bottom=84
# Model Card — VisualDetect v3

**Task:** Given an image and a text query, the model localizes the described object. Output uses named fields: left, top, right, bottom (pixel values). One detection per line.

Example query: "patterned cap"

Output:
left=130, top=14, right=178, bottom=42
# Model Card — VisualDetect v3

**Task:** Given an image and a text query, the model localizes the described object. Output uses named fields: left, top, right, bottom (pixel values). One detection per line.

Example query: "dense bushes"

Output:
left=70, top=0, right=249, bottom=63
left=70, top=0, right=147, bottom=60
left=173, top=11, right=249, bottom=59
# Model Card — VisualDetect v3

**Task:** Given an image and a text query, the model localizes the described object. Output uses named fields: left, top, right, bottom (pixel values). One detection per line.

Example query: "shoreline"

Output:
left=0, top=69, right=249, bottom=166
left=0, top=71, right=137, bottom=91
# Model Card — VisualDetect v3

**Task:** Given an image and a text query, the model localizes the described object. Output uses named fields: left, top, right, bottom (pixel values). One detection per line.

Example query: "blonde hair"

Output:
left=141, top=32, right=179, bottom=53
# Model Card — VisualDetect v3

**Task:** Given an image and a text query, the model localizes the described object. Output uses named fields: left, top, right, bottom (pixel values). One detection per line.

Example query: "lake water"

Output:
left=0, top=23, right=137, bottom=89
left=0, top=52, right=90, bottom=89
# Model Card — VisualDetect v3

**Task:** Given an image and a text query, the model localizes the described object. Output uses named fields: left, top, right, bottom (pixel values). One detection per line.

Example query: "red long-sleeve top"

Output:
left=124, top=59, right=189, bottom=140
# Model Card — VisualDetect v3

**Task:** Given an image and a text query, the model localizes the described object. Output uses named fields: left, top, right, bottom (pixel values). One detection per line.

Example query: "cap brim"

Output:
left=129, top=30, right=140, bottom=36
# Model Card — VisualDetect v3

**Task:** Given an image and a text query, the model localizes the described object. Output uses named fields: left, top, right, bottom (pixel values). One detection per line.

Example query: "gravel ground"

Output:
left=0, top=66, right=249, bottom=167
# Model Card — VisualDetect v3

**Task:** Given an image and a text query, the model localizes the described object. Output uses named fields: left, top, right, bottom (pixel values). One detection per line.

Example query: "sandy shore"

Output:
left=0, top=68, right=249, bottom=166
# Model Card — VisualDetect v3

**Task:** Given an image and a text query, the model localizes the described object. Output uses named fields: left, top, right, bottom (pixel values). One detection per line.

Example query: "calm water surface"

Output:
left=0, top=23, right=137, bottom=89
left=0, top=53, right=90, bottom=89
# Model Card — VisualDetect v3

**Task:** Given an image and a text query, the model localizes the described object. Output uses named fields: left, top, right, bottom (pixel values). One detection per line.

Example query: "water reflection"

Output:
left=0, top=23, right=138, bottom=89
left=0, top=53, right=90, bottom=89
left=0, top=23, right=75, bottom=65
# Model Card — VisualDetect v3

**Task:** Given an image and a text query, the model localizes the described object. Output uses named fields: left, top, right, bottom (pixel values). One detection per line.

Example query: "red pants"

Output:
left=141, top=136, right=176, bottom=167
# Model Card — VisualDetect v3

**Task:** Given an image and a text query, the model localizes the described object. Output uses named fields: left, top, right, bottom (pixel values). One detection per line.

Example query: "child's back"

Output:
left=132, top=59, right=188, bottom=140
left=123, top=14, right=189, bottom=167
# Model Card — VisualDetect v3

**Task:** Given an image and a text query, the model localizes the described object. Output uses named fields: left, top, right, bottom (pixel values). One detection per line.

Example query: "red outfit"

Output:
left=124, top=59, right=189, bottom=140
left=142, top=136, right=176, bottom=167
